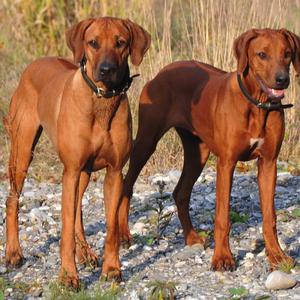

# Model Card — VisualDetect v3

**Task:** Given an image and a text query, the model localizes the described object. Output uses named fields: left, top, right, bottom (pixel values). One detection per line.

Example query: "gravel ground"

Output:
left=0, top=168, right=300, bottom=299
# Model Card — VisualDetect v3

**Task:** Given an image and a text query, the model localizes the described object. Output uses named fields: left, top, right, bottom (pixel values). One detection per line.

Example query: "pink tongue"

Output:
left=268, top=88, right=284, bottom=98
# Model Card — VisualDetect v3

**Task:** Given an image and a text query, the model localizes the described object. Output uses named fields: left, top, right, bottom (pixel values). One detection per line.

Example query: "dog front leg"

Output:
left=75, top=171, right=99, bottom=267
left=101, top=167, right=122, bottom=281
left=257, top=157, right=293, bottom=269
left=211, top=158, right=236, bottom=271
left=59, top=168, right=80, bottom=288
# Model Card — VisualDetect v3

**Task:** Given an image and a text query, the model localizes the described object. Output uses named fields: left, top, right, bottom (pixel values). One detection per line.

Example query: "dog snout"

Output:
left=99, top=62, right=117, bottom=76
left=275, top=72, right=290, bottom=88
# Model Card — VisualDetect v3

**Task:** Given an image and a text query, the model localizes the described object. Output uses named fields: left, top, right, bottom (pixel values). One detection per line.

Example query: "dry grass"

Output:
left=1, top=0, right=300, bottom=181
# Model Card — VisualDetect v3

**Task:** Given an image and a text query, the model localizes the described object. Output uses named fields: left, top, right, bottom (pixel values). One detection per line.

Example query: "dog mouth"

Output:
left=257, top=77, right=286, bottom=100
left=258, top=78, right=285, bottom=100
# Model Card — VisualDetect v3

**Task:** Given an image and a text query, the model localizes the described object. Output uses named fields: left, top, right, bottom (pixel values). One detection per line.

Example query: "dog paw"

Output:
left=5, top=249, right=24, bottom=267
left=211, top=254, right=236, bottom=272
left=120, top=238, right=131, bottom=249
left=100, top=269, right=122, bottom=283
left=185, top=230, right=207, bottom=246
left=119, top=231, right=132, bottom=249
left=76, top=245, right=99, bottom=268
left=59, top=269, right=80, bottom=290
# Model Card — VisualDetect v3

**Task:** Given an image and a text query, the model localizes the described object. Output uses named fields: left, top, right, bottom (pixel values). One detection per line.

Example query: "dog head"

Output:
left=234, top=28, right=300, bottom=100
left=66, top=17, right=151, bottom=88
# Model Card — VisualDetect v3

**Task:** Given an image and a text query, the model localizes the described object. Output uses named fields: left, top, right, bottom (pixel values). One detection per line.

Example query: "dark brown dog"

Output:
left=4, top=17, right=150, bottom=287
left=119, top=29, right=300, bottom=271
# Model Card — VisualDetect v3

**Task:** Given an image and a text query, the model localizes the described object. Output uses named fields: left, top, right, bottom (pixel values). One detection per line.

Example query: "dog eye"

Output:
left=257, top=52, right=267, bottom=60
left=284, top=51, right=291, bottom=59
left=88, top=40, right=99, bottom=49
left=116, top=40, right=126, bottom=49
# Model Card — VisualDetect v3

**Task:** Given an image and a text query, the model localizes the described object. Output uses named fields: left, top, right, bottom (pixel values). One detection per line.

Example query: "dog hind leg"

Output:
left=173, top=127, right=210, bottom=246
left=5, top=95, right=42, bottom=266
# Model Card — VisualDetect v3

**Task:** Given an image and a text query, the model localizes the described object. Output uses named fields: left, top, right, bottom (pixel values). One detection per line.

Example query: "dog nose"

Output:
left=99, top=62, right=117, bottom=76
left=275, top=72, right=289, bottom=87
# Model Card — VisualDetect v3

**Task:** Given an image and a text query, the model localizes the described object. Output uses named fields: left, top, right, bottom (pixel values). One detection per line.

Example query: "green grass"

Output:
left=45, top=281, right=121, bottom=300
left=230, top=210, right=249, bottom=224
left=147, top=280, right=177, bottom=300
left=228, top=286, right=248, bottom=299
left=278, top=259, right=294, bottom=274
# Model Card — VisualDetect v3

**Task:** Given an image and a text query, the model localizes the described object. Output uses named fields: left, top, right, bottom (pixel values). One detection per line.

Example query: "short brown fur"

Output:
left=4, top=17, right=150, bottom=287
left=119, top=28, right=300, bottom=271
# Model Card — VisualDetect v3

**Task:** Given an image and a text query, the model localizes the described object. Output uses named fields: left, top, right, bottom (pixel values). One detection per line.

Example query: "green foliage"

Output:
left=197, top=230, right=210, bottom=238
left=0, top=277, right=6, bottom=300
left=46, top=281, right=121, bottom=300
left=148, top=280, right=177, bottom=300
left=254, top=295, right=271, bottom=300
left=278, top=259, right=294, bottom=274
left=228, top=286, right=248, bottom=299
left=277, top=207, right=300, bottom=222
left=0, top=277, right=33, bottom=300
left=230, top=210, right=249, bottom=224
left=291, top=208, right=300, bottom=218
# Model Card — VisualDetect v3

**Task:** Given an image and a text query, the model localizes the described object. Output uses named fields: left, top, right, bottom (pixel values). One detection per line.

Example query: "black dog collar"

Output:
left=237, top=74, right=293, bottom=110
left=80, top=57, right=139, bottom=98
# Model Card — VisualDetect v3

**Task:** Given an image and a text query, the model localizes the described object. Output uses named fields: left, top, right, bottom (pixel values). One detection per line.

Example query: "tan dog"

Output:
left=119, top=29, right=300, bottom=271
left=4, top=17, right=150, bottom=287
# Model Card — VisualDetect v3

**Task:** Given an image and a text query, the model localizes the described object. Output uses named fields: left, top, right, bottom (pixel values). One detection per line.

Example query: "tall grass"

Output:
left=1, top=0, right=300, bottom=179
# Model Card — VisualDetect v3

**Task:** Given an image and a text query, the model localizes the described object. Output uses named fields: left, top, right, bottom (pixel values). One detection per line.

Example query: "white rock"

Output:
left=245, top=252, right=254, bottom=259
left=129, top=244, right=138, bottom=251
left=265, top=270, right=297, bottom=290
left=39, top=206, right=49, bottom=211
left=129, top=290, right=139, bottom=300
left=143, top=245, right=152, bottom=251
left=29, top=208, right=43, bottom=221
left=24, top=191, right=35, bottom=198
left=167, top=169, right=181, bottom=183
left=82, top=195, right=89, bottom=206
left=132, top=222, right=145, bottom=235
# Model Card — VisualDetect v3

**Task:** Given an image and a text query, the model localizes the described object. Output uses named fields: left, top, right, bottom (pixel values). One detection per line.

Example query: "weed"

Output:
left=148, top=280, right=177, bottom=300
left=0, top=277, right=6, bottom=300
left=228, top=286, right=248, bottom=299
left=46, top=280, right=121, bottom=300
left=230, top=210, right=249, bottom=224
left=278, top=259, right=294, bottom=274
left=291, top=208, right=300, bottom=218
left=254, top=295, right=272, bottom=300
left=143, top=179, right=175, bottom=245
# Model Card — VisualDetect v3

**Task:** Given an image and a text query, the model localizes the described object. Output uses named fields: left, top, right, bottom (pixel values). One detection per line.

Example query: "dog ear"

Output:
left=66, top=18, right=95, bottom=64
left=125, top=19, right=151, bottom=66
left=281, top=29, right=300, bottom=76
left=233, top=29, right=258, bottom=75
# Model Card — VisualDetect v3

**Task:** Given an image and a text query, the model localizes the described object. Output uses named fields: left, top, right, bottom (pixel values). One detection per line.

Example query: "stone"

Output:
left=132, top=222, right=145, bottom=235
left=265, top=271, right=297, bottom=290
left=143, top=245, right=152, bottom=251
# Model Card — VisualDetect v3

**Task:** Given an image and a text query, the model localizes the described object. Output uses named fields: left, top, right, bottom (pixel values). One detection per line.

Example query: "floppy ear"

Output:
left=65, top=18, right=95, bottom=64
left=233, top=29, right=258, bottom=75
left=125, top=19, right=151, bottom=66
left=281, top=29, right=300, bottom=76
